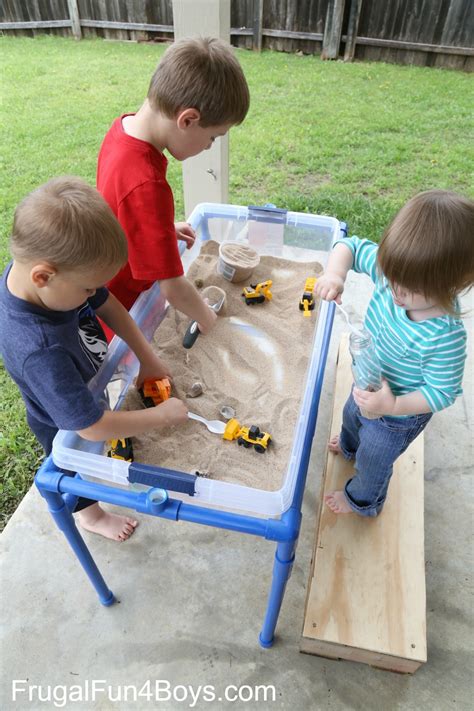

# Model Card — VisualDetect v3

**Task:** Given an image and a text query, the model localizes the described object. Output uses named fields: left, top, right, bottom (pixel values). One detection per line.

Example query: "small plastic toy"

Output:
left=194, top=470, right=212, bottom=478
left=299, top=277, right=317, bottom=317
left=223, top=418, right=272, bottom=453
left=219, top=404, right=236, bottom=420
left=139, top=377, right=171, bottom=408
left=242, top=280, right=273, bottom=305
left=186, top=382, right=203, bottom=398
left=107, top=437, right=134, bottom=462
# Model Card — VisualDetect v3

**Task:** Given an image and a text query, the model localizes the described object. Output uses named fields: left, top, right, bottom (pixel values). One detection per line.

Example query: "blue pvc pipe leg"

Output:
left=41, top=489, right=115, bottom=606
left=259, top=539, right=296, bottom=648
left=62, top=492, right=79, bottom=513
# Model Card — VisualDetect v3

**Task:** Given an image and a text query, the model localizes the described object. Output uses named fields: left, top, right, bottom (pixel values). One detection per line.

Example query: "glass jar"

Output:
left=349, top=329, right=382, bottom=419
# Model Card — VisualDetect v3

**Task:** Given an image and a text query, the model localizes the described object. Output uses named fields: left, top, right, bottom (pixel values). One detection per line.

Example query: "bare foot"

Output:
left=77, top=503, right=138, bottom=541
left=328, top=435, right=342, bottom=454
left=325, top=490, right=353, bottom=514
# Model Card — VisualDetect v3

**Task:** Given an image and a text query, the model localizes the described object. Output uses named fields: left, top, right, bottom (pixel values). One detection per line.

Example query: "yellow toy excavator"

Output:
left=242, top=280, right=273, bottom=305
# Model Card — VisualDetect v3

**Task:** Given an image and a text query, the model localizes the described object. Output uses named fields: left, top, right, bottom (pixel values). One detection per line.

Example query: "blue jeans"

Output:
left=338, top=390, right=432, bottom=517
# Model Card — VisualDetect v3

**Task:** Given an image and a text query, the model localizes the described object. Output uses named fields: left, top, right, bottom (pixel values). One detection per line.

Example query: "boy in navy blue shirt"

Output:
left=0, top=177, right=188, bottom=540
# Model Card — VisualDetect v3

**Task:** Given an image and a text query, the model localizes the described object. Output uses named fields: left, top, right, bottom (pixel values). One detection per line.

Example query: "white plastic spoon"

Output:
left=188, top=412, right=226, bottom=435
left=335, top=302, right=365, bottom=337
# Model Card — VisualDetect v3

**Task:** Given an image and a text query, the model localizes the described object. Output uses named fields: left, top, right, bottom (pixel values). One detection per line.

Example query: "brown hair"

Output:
left=10, top=176, right=128, bottom=270
left=147, top=36, right=250, bottom=127
left=378, top=190, right=474, bottom=313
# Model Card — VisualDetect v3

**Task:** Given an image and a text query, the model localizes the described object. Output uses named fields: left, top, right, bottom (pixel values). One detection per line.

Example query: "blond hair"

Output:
left=147, top=36, right=250, bottom=127
left=378, top=190, right=474, bottom=314
left=11, top=176, right=128, bottom=271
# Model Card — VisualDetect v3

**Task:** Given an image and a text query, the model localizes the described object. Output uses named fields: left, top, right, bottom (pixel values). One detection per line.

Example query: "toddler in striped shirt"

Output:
left=315, top=190, right=474, bottom=516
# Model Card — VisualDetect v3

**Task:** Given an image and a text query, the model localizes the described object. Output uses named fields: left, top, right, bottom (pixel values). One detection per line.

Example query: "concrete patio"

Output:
left=1, top=275, right=472, bottom=710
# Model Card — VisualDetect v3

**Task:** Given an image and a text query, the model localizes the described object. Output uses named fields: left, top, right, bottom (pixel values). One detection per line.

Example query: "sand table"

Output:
left=124, top=240, right=323, bottom=491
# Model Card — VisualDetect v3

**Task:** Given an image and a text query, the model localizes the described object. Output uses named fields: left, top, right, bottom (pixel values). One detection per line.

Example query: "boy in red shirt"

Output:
left=97, top=37, right=250, bottom=340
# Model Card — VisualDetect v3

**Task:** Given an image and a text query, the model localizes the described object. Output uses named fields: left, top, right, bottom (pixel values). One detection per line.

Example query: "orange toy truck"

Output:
left=139, top=377, right=171, bottom=408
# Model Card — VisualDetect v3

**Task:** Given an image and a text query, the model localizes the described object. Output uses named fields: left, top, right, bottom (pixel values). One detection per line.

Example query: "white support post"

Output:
left=172, top=0, right=231, bottom=217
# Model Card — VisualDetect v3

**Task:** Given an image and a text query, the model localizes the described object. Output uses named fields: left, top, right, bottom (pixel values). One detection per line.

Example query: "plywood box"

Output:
left=300, top=335, right=426, bottom=673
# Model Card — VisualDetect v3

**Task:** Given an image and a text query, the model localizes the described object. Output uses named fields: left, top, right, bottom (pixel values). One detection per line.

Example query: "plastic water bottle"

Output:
left=349, top=328, right=382, bottom=419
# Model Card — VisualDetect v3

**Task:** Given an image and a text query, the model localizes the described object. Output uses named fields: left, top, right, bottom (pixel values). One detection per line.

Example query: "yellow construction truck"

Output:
left=242, top=280, right=273, bottom=305
left=107, top=437, right=134, bottom=462
left=223, top=418, right=272, bottom=453
left=299, top=277, right=317, bottom=316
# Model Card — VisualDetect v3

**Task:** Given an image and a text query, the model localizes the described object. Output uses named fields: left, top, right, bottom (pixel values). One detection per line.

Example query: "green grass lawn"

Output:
left=0, top=35, right=472, bottom=529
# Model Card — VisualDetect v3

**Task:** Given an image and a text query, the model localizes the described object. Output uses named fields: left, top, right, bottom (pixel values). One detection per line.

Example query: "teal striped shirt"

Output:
left=335, top=236, right=467, bottom=412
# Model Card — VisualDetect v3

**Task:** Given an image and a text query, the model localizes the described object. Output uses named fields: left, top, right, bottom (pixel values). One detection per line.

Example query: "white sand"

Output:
left=124, top=241, right=323, bottom=491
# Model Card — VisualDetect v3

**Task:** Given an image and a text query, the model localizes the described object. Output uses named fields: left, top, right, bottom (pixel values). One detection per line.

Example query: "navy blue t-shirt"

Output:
left=0, top=264, right=109, bottom=454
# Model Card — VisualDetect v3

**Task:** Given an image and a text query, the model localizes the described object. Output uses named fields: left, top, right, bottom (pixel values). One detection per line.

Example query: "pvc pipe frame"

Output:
left=35, top=301, right=335, bottom=648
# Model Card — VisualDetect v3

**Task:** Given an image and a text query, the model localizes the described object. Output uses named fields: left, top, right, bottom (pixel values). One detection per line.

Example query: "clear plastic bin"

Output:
left=52, top=203, right=341, bottom=516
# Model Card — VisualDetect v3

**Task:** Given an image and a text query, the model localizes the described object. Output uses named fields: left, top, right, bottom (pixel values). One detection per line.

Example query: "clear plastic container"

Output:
left=52, top=203, right=342, bottom=516
left=349, top=329, right=382, bottom=419
left=217, top=241, right=260, bottom=283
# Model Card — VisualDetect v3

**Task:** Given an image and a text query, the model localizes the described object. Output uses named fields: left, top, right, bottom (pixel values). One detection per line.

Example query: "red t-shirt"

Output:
left=97, top=115, right=184, bottom=316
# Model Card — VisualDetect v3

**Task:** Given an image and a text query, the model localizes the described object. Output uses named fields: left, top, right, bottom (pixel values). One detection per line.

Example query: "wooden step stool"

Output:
left=300, top=335, right=426, bottom=673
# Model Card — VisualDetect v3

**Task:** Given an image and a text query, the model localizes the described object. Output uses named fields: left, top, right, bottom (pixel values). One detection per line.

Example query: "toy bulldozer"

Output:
left=242, top=280, right=273, bottom=305
left=107, top=437, right=134, bottom=462
left=223, top=418, right=272, bottom=453
left=139, top=377, right=171, bottom=408
left=299, top=277, right=317, bottom=317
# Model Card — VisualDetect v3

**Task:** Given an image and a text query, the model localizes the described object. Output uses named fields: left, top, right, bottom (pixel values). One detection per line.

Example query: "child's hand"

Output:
left=197, top=305, right=218, bottom=335
left=315, top=273, right=345, bottom=303
left=156, top=397, right=189, bottom=426
left=136, top=353, right=171, bottom=389
left=175, top=222, right=196, bottom=249
left=353, top=379, right=396, bottom=416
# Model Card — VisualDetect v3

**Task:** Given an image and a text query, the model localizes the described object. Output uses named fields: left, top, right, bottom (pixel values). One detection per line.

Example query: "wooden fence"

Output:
left=1, top=1, right=473, bottom=71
